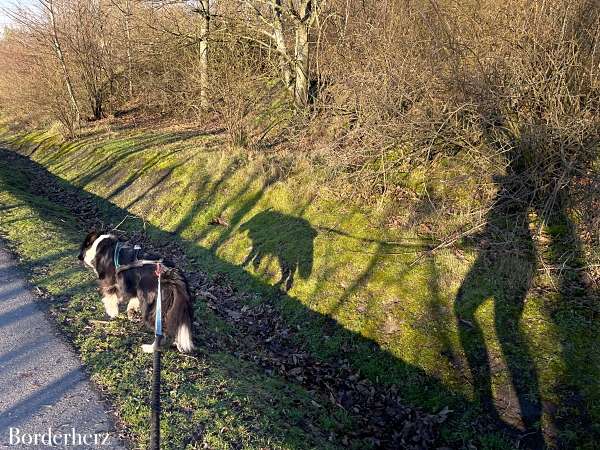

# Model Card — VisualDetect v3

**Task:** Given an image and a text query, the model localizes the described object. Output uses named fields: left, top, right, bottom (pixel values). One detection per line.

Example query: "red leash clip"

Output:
left=154, top=262, right=162, bottom=277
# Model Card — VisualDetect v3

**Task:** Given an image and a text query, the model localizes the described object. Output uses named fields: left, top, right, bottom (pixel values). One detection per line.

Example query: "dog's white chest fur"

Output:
left=84, top=234, right=112, bottom=269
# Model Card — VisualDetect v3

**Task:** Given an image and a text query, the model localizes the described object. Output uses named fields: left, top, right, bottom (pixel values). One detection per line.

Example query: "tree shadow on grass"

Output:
left=6, top=129, right=65, bottom=159
left=69, top=131, right=202, bottom=188
left=3, top=128, right=213, bottom=193
left=172, top=158, right=246, bottom=237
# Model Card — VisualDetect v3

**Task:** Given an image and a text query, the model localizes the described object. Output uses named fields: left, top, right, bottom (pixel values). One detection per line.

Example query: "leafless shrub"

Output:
left=0, top=0, right=597, bottom=240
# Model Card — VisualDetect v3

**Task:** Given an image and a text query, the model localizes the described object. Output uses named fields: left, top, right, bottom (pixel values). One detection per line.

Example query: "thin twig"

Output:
left=408, top=221, right=487, bottom=267
left=112, top=214, right=146, bottom=232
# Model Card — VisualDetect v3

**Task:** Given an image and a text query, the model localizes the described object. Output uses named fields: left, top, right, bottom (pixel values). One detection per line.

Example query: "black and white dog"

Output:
left=78, top=230, right=195, bottom=353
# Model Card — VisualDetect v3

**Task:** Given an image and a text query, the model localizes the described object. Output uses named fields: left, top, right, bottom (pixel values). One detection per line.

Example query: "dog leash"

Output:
left=113, top=241, right=167, bottom=275
left=154, top=262, right=163, bottom=337
left=115, top=258, right=166, bottom=274
left=113, top=241, right=123, bottom=271
left=150, top=262, right=163, bottom=450
left=113, top=241, right=163, bottom=450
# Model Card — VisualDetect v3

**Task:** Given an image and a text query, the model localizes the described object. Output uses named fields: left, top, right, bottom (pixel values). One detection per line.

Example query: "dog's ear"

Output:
left=86, top=230, right=99, bottom=245
left=94, top=252, right=107, bottom=279
left=80, top=230, right=98, bottom=261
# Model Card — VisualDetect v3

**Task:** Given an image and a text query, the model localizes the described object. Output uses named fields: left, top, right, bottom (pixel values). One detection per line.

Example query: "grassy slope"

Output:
left=0, top=155, right=353, bottom=450
left=0, top=123, right=598, bottom=449
left=10, top=127, right=471, bottom=396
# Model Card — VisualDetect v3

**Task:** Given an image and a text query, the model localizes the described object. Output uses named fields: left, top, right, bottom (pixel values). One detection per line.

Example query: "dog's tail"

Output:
left=176, top=321, right=194, bottom=353
left=164, top=270, right=195, bottom=353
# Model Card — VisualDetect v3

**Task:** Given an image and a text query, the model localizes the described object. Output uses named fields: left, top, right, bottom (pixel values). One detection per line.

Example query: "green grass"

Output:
left=0, top=156, right=351, bottom=450
left=0, top=123, right=598, bottom=449
left=6, top=126, right=472, bottom=392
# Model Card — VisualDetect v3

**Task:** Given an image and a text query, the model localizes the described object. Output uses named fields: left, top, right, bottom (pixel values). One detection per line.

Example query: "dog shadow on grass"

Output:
left=239, top=209, right=316, bottom=291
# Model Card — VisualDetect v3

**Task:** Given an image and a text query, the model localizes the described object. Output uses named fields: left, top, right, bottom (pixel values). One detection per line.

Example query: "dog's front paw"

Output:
left=102, top=295, right=120, bottom=318
left=141, top=344, right=155, bottom=353
left=126, top=297, right=141, bottom=321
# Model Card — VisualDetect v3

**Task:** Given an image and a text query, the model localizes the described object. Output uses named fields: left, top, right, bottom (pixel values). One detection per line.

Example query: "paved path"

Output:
left=0, top=247, right=126, bottom=449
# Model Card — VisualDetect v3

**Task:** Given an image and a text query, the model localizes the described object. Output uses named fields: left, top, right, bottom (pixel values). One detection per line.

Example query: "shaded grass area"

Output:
left=0, top=123, right=598, bottom=448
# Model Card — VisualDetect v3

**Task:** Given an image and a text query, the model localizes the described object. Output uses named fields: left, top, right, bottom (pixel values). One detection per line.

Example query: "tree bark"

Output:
left=92, top=92, right=103, bottom=120
left=293, top=0, right=314, bottom=107
left=198, top=0, right=209, bottom=109
left=45, top=0, right=80, bottom=128
left=124, top=0, right=133, bottom=98
left=272, top=0, right=292, bottom=92
left=294, top=20, right=310, bottom=107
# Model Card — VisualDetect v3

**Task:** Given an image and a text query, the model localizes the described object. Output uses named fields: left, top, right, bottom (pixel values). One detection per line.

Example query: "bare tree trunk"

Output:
left=293, top=0, right=315, bottom=107
left=198, top=0, right=209, bottom=109
left=124, top=0, right=133, bottom=98
left=294, top=20, right=310, bottom=107
left=95, top=0, right=105, bottom=119
left=45, top=0, right=80, bottom=127
left=272, top=0, right=292, bottom=92
left=92, top=91, right=103, bottom=119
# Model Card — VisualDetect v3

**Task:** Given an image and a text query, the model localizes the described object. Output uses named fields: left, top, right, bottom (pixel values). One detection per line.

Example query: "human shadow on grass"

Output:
left=454, top=167, right=543, bottom=448
left=239, top=209, right=316, bottom=291
left=539, top=197, right=599, bottom=447
left=454, top=115, right=599, bottom=449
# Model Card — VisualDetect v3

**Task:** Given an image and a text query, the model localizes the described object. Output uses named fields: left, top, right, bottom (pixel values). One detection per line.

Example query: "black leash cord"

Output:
left=150, top=263, right=163, bottom=450
left=150, top=349, right=161, bottom=450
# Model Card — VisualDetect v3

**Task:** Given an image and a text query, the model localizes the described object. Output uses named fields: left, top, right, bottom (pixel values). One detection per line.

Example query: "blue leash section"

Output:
left=154, top=263, right=163, bottom=337
left=113, top=241, right=122, bottom=271
left=114, top=242, right=162, bottom=334
left=114, top=240, right=163, bottom=336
